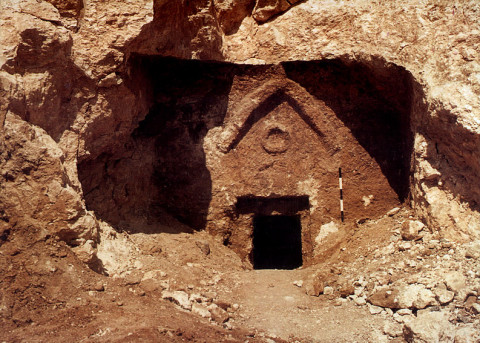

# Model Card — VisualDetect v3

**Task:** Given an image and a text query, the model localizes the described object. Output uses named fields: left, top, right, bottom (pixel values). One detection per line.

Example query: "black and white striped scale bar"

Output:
left=339, top=167, right=344, bottom=222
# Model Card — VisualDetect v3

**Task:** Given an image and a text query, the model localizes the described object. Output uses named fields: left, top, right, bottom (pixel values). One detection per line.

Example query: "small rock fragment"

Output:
left=444, top=271, right=466, bottom=293
left=215, top=300, right=231, bottom=311
left=192, top=303, right=211, bottom=318
left=124, top=271, right=143, bottom=285
left=293, top=280, right=303, bottom=287
left=72, top=240, right=97, bottom=265
left=383, top=322, right=402, bottom=337
left=323, top=286, right=334, bottom=295
left=368, top=288, right=400, bottom=309
left=353, top=296, right=366, bottom=306
left=392, top=313, right=404, bottom=323
left=140, top=279, right=163, bottom=293
left=196, top=241, right=210, bottom=255
left=387, top=207, right=401, bottom=217
left=401, top=220, right=424, bottom=241
left=94, top=282, right=105, bottom=292
left=368, top=304, right=383, bottom=315
left=397, top=309, right=412, bottom=316
left=162, top=290, right=192, bottom=310
left=209, top=304, right=230, bottom=324
left=464, top=295, right=479, bottom=313
left=98, top=72, right=123, bottom=88
left=398, top=241, right=412, bottom=251
left=470, top=303, right=480, bottom=314
left=433, top=285, right=454, bottom=304
left=464, top=241, right=480, bottom=258
left=338, top=281, right=355, bottom=298
left=305, top=276, right=324, bottom=297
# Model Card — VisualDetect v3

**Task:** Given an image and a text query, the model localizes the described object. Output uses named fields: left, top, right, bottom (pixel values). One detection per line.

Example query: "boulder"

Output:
left=403, top=311, right=455, bottom=343
left=399, top=285, right=437, bottom=309
left=369, top=284, right=438, bottom=310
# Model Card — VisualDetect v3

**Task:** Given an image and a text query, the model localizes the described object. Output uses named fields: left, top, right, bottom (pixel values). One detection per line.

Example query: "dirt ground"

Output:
left=1, top=206, right=479, bottom=342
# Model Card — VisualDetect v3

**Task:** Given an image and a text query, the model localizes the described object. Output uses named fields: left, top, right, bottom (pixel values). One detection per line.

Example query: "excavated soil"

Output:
left=0, top=226, right=275, bottom=343
left=2, top=206, right=478, bottom=342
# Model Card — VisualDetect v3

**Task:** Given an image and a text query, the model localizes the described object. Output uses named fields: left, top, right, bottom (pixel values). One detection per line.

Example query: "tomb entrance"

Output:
left=253, top=215, right=303, bottom=270
left=78, top=57, right=414, bottom=266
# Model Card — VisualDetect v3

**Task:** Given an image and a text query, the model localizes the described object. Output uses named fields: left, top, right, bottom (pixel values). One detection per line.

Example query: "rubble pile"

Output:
left=303, top=210, right=480, bottom=342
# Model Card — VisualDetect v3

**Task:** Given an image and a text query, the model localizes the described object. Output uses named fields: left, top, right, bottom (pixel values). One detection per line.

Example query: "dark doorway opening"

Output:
left=252, top=215, right=302, bottom=270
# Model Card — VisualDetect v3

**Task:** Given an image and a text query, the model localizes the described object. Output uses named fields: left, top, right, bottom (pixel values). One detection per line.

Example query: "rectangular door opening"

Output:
left=252, top=215, right=302, bottom=270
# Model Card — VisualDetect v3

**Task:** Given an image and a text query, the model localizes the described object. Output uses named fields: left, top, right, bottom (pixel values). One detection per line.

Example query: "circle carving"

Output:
left=262, top=126, right=290, bottom=154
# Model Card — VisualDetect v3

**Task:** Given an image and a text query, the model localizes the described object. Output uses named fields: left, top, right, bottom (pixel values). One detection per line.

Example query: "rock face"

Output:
left=1, top=0, right=479, bottom=265
left=252, top=0, right=291, bottom=22
left=0, top=114, right=98, bottom=247
left=214, top=0, right=254, bottom=34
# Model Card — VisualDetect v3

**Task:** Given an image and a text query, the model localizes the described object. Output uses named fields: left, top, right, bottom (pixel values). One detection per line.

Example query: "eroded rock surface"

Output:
left=0, top=0, right=480, bottom=341
left=3, top=0, right=479, bottom=256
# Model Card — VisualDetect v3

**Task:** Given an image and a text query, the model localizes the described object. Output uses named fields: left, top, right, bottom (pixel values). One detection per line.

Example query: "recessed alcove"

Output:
left=77, top=55, right=415, bottom=264
left=282, top=59, right=414, bottom=202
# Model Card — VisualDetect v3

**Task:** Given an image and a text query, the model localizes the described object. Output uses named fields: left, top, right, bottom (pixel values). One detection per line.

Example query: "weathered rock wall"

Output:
left=1, top=0, right=479, bottom=266
left=222, top=0, right=480, bottom=239
left=0, top=0, right=100, bottom=265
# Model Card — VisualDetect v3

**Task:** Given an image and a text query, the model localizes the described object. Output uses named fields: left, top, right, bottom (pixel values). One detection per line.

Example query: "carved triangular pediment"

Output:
left=216, top=79, right=340, bottom=154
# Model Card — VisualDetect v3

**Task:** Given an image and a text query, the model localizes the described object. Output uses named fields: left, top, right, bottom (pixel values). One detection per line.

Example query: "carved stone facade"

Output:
left=203, top=67, right=410, bottom=266
left=77, top=57, right=414, bottom=267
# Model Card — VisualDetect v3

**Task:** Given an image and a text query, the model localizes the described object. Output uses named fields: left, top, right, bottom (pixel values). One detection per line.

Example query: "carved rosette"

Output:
left=262, top=125, right=290, bottom=154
